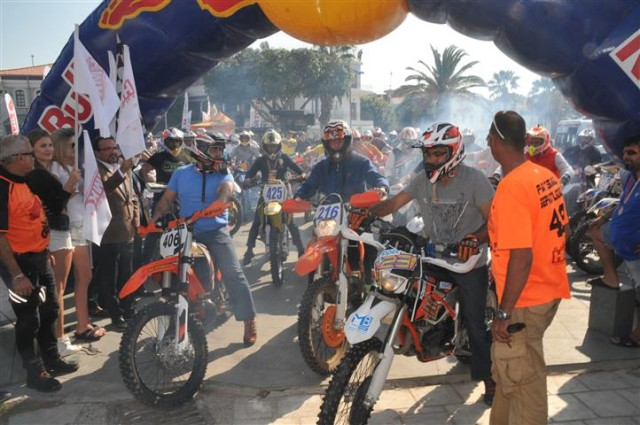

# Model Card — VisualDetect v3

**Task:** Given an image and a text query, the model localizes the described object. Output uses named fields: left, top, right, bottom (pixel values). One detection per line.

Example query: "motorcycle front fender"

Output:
left=345, top=294, right=397, bottom=345
left=119, top=256, right=178, bottom=299
left=294, top=237, right=338, bottom=276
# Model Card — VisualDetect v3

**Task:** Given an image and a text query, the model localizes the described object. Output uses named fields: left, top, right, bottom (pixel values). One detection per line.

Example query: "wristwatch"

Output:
left=496, top=309, right=512, bottom=321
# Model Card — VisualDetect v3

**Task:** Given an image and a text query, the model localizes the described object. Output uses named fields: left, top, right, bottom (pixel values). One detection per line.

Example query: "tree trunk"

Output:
left=319, top=95, right=333, bottom=127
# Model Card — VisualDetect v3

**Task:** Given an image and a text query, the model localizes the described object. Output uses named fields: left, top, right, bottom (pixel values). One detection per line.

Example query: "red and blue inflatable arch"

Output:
left=21, top=0, right=640, bottom=159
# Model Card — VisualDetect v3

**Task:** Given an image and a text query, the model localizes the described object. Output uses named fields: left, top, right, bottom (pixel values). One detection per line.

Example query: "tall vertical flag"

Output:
left=181, top=91, right=191, bottom=129
left=201, top=97, right=212, bottom=122
left=82, top=130, right=112, bottom=245
left=3, top=94, right=19, bottom=135
left=73, top=25, right=119, bottom=137
left=114, top=41, right=145, bottom=159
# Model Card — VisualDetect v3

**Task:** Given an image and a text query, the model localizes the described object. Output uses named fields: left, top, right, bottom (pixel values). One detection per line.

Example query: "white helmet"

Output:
left=578, top=128, right=595, bottom=149
left=418, top=122, right=465, bottom=183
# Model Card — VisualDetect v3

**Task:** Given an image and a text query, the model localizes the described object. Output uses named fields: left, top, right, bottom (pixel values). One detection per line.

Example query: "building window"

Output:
left=14, top=90, right=26, bottom=107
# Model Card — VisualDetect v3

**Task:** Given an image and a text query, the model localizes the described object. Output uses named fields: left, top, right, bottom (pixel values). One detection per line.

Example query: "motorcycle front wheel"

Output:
left=269, top=226, right=285, bottom=287
left=298, top=277, right=349, bottom=375
left=119, top=302, right=208, bottom=408
left=318, top=338, right=383, bottom=425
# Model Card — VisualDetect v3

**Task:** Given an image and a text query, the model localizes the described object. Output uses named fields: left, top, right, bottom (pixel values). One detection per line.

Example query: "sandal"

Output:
left=610, top=335, right=640, bottom=348
left=74, top=326, right=106, bottom=342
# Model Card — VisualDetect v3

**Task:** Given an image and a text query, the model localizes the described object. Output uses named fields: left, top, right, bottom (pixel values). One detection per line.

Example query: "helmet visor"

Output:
left=528, top=136, right=546, bottom=147
left=323, top=127, right=346, bottom=141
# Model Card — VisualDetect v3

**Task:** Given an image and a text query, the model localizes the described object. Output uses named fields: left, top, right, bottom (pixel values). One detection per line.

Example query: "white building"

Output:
left=0, top=65, right=48, bottom=136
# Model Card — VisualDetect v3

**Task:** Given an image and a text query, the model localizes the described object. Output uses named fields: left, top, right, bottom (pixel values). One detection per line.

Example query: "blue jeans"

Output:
left=196, top=228, right=256, bottom=321
left=451, top=265, right=492, bottom=381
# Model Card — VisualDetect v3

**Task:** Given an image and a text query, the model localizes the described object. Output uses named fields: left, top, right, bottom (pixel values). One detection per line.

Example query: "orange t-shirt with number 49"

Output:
left=488, top=161, right=571, bottom=308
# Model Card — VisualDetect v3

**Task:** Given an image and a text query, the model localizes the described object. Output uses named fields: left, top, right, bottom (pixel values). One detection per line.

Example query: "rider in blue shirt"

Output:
left=295, top=120, right=389, bottom=201
left=151, top=133, right=258, bottom=346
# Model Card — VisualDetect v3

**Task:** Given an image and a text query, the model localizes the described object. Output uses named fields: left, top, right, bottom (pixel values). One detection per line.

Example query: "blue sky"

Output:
left=0, top=0, right=541, bottom=96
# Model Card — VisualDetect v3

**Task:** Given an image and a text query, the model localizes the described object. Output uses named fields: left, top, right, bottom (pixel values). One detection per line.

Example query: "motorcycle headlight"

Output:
left=315, top=219, right=338, bottom=237
left=377, top=270, right=408, bottom=293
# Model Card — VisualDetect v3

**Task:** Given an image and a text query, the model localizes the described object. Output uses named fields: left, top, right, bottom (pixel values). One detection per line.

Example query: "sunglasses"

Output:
left=96, top=145, right=120, bottom=151
left=12, top=151, right=35, bottom=158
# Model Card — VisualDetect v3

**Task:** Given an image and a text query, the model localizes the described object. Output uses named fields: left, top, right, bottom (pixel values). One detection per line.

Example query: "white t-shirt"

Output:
left=50, top=161, right=84, bottom=227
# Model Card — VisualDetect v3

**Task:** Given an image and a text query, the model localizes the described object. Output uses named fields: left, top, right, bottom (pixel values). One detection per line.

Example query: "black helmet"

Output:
left=187, top=133, right=228, bottom=173
left=322, top=120, right=352, bottom=163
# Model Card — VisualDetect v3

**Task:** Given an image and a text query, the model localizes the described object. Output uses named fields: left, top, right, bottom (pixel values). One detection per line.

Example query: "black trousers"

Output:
left=92, top=241, right=134, bottom=320
left=246, top=204, right=304, bottom=254
left=8, top=251, right=59, bottom=372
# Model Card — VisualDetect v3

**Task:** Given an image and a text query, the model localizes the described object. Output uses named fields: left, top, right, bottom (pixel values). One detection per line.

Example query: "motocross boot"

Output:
left=243, top=248, right=254, bottom=266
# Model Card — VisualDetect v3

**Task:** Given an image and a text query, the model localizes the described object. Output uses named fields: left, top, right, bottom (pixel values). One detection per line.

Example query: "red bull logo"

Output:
left=99, top=0, right=171, bottom=29
left=198, top=0, right=256, bottom=18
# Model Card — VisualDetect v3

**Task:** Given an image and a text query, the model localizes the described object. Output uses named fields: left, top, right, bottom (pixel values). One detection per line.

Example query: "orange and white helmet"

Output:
left=526, top=125, right=551, bottom=156
left=419, top=122, right=465, bottom=183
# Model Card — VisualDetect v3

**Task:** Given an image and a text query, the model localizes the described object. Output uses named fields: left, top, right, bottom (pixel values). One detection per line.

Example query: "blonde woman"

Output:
left=50, top=129, right=106, bottom=343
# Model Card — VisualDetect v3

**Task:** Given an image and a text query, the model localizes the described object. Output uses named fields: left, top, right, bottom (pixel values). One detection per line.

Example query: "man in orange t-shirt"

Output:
left=486, top=111, right=571, bottom=424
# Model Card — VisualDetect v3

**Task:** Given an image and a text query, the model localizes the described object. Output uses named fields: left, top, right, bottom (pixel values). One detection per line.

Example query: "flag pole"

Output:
left=73, top=25, right=81, bottom=170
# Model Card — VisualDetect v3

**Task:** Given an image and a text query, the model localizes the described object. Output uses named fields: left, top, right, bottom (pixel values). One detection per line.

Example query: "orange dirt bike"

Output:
left=117, top=201, right=228, bottom=408
left=282, top=191, right=389, bottom=376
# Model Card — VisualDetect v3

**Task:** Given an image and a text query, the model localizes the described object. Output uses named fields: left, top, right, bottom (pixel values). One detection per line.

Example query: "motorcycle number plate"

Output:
left=263, top=183, right=286, bottom=203
left=159, top=223, right=187, bottom=258
left=315, top=203, right=341, bottom=221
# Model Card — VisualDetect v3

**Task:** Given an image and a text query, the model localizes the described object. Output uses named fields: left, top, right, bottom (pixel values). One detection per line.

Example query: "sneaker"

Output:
left=57, top=335, right=81, bottom=358
left=44, top=357, right=79, bottom=376
left=483, top=377, right=496, bottom=406
left=243, top=318, right=257, bottom=346
left=26, top=370, right=61, bottom=392
left=242, top=249, right=254, bottom=266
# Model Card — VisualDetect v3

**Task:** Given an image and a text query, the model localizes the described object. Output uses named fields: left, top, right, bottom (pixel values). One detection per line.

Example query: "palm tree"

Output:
left=527, top=78, right=574, bottom=134
left=487, top=70, right=520, bottom=100
left=394, top=45, right=485, bottom=121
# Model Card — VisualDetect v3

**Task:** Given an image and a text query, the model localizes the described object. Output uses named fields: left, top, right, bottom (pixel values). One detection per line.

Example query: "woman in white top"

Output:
left=50, top=129, right=106, bottom=344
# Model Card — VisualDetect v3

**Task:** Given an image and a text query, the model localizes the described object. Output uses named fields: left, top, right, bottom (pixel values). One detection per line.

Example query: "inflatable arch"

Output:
left=21, top=0, right=640, bottom=159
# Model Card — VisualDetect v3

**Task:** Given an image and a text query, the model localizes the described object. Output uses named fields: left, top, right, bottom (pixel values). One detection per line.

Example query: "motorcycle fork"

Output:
left=174, top=231, right=194, bottom=351
left=334, top=237, right=350, bottom=329
left=364, top=304, right=408, bottom=408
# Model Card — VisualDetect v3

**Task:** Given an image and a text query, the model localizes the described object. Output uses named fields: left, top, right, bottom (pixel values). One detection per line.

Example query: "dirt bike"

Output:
left=253, top=178, right=303, bottom=287
left=568, top=196, right=622, bottom=275
left=283, top=191, right=387, bottom=376
left=227, top=181, right=243, bottom=236
left=318, top=243, right=501, bottom=425
left=117, top=201, right=228, bottom=408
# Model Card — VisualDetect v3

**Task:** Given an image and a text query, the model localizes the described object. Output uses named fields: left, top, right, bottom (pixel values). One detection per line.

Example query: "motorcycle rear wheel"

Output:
left=227, top=198, right=242, bottom=236
left=318, top=338, right=383, bottom=425
left=298, top=277, right=350, bottom=375
left=119, top=302, right=208, bottom=408
left=568, top=221, right=622, bottom=275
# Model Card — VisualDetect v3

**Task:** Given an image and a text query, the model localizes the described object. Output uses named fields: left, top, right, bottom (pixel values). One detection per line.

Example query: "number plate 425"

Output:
left=159, top=223, right=187, bottom=258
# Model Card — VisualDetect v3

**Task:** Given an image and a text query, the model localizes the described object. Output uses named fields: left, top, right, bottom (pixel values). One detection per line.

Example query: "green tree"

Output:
left=361, top=94, right=395, bottom=130
left=395, top=45, right=485, bottom=121
left=527, top=78, right=575, bottom=135
left=203, top=47, right=355, bottom=128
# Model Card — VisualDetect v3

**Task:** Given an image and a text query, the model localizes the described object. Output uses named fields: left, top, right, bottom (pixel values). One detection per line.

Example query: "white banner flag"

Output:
left=82, top=130, right=112, bottom=245
left=116, top=44, right=145, bottom=159
left=181, top=91, right=190, bottom=129
left=3, top=94, right=19, bottom=135
left=202, top=97, right=211, bottom=122
left=73, top=26, right=119, bottom=137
